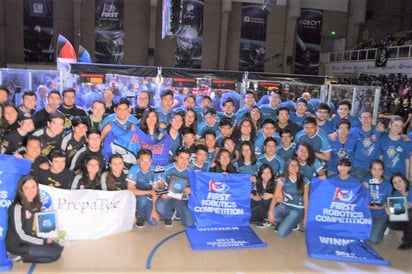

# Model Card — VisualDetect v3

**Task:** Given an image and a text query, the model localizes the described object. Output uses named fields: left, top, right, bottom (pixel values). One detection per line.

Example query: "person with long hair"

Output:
left=71, top=155, right=104, bottom=189
left=167, top=112, right=184, bottom=163
left=180, top=107, right=198, bottom=136
left=245, top=105, right=263, bottom=129
left=295, top=142, right=326, bottom=180
left=235, top=140, right=259, bottom=181
left=252, top=164, right=276, bottom=228
left=268, top=158, right=310, bottom=237
left=140, top=107, right=165, bottom=142
left=6, top=175, right=63, bottom=263
left=387, top=173, right=412, bottom=250
left=209, top=148, right=238, bottom=173
left=101, top=154, right=128, bottom=190
left=232, top=118, right=257, bottom=149
left=362, top=159, right=392, bottom=244
left=221, top=137, right=239, bottom=160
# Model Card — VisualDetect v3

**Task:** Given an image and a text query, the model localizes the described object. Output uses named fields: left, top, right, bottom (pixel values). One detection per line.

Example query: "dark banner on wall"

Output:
left=95, top=0, right=124, bottom=64
left=294, top=9, right=323, bottom=75
left=23, top=0, right=54, bottom=62
left=239, top=4, right=267, bottom=72
left=174, top=0, right=204, bottom=69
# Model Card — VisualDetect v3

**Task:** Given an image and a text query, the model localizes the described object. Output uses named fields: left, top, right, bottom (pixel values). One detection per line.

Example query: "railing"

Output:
left=329, top=44, right=412, bottom=63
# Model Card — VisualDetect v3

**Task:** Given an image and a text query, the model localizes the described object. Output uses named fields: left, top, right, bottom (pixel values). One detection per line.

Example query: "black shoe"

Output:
left=398, top=242, right=412, bottom=250
left=273, top=222, right=279, bottom=232
left=135, top=217, right=144, bottom=228
left=164, top=219, right=173, bottom=227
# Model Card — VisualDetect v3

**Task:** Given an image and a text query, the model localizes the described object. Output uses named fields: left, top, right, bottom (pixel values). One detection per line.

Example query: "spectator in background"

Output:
left=35, top=85, right=48, bottom=110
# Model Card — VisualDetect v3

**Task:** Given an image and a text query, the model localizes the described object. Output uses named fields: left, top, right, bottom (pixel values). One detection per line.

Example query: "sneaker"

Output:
left=256, top=220, right=272, bottom=228
left=164, top=219, right=173, bottom=227
left=398, top=242, right=412, bottom=250
left=292, top=224, right=300, bottom=231
left=172, top=210, right=181, bottom=221
left=384, top=227, right=390, bottom=235
left=273, top=222, right=279, bottom=233
left=135, top=217, right=144, bottom=228
left=7, top=253, right=22, bottom=262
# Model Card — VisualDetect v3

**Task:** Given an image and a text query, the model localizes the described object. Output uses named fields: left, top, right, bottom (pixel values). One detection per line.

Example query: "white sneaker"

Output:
left=256, top=220, right=272, bottom=228
left=384, top=227, right=390, bottom=235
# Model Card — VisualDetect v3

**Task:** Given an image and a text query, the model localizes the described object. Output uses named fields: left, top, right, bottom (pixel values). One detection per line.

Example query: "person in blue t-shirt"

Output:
left=351, top=111, right=383, bottom=180
left=156, top=147, right=194, bottom=227
left=126, top=149, right=160, bottom=228
left=330, top=100, right=360, bottom=129
left=257, top=137, right=284, bottom=177
left=327, top=119, right=357, bottom=177
left=362, top=159, right=392, bottom=244
left=387, top=173, right=412, bottom=250
left=378, top=115, right=410, bottom=180
left=295, top=117, right=331, bottom=163
left=268, top=158, right=310, bottom=237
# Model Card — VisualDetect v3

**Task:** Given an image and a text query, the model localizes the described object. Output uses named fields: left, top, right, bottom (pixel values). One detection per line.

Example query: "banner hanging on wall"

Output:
left=238, top=3, right=267, bottom=72
left=23, top=0, right=54, bottom=62
left=294, top=9, right=323, bottom=75
left=95, top=0, right=124, bottom=64
left=174, top=0, right=204, bottom=69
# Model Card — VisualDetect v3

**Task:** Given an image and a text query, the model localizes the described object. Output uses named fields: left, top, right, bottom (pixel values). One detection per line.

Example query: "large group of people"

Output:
left=0, top=78, right=412, bottom=264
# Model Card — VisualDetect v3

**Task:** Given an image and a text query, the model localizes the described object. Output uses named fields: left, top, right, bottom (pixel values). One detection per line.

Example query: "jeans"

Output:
left=250, top=199, right=271, bottom=223
left=136, top=195, right=153, bottom=221
left=369, top=215, right=388, bottom=244
left=156, top=197, right=194, bottom=227
left=23, top=242, right=63, bottom=263
left=274, top=203, right=304, bottom=237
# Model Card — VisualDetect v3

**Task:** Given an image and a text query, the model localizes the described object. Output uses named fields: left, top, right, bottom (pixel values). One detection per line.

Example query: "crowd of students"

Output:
left=0, top=81, right=411, bottom=264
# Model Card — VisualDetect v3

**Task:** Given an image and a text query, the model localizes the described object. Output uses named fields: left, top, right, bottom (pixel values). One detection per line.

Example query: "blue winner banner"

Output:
left=186, top=171, right=267, bottom=250
left=306, top=178, right=390, bottom=265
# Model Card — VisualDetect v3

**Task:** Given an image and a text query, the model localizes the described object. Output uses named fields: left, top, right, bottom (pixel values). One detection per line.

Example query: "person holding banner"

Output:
left=328, top=157, right=360, bottom=184
left=268, top=158, right=310, bottom=237
left=362, top=159, right=392, bottom=244
left=6, top=175, right=63, bottom=263
left=156, top=147, right=194, bottom=227
left=209, top=149, right=238, bottom=174
left=387, top=173, right=412, bottom=250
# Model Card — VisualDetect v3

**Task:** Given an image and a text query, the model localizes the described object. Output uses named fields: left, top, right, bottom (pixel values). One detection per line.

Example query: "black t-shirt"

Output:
left=2, top=129, right=26, bottom=154
left=34, top=168, right=74, bottom=189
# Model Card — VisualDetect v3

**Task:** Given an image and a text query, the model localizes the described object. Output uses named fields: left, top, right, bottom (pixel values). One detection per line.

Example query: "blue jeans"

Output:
left=156, top=197, right=194, bottom=227
left=369, top=215, right=388, bottom=244
left=274, top=203, right=304, bottom=237
left=136, top=195, right=153, bottom=221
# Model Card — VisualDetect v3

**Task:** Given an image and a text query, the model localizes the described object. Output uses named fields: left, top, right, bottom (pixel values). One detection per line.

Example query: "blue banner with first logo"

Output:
left=306, top=178, right=390, bottom=265
left=186, top=171, right=266, bottom=250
